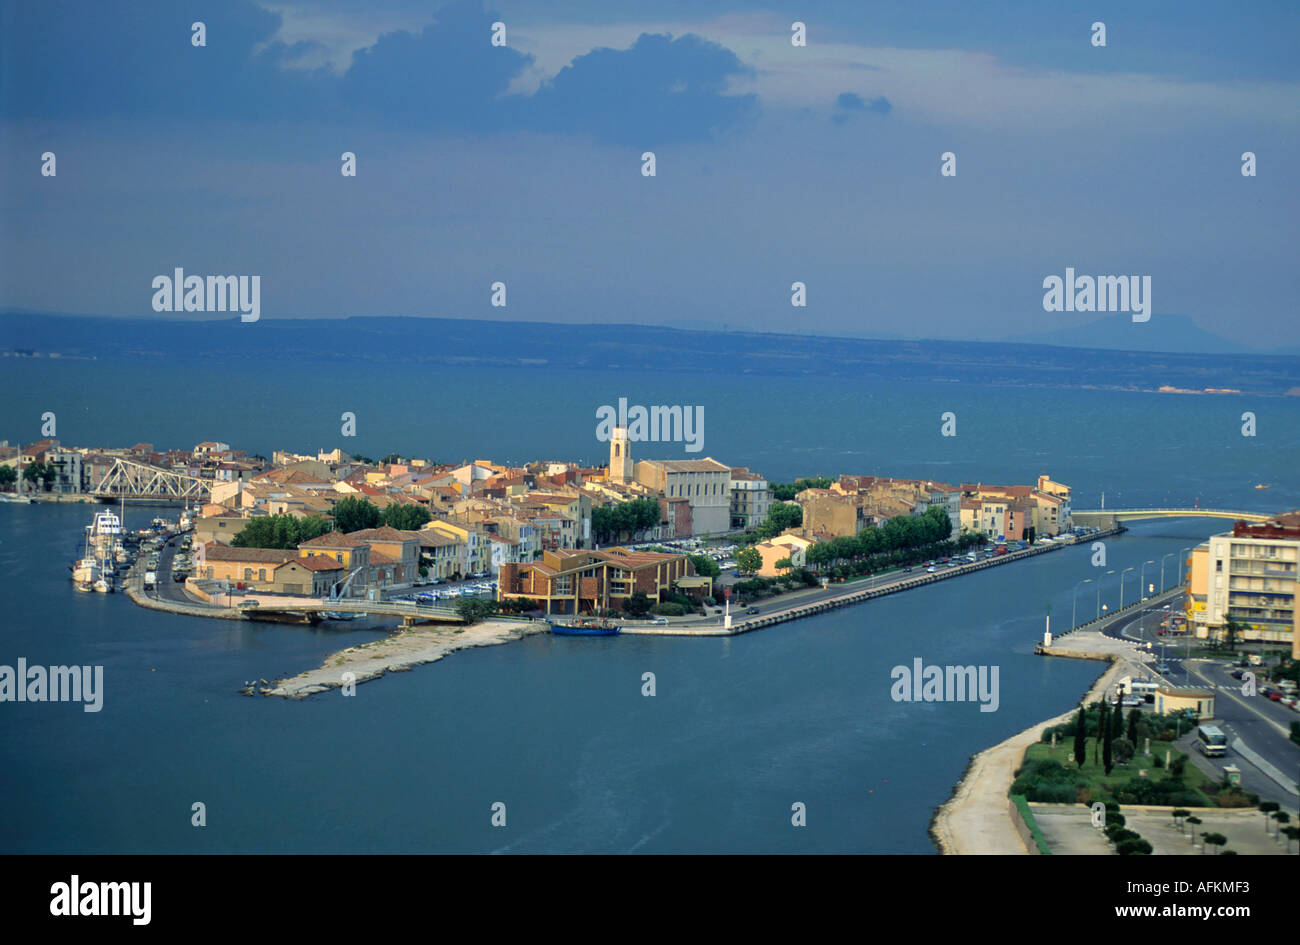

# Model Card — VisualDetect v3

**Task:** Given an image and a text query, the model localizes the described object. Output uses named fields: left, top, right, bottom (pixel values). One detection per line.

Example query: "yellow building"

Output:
left=755, top=534, right=813, bottom=576
left=1154, top=687, right=1215, bottom=720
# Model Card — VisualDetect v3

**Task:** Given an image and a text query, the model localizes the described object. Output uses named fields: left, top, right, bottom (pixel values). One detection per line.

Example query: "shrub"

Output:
left=650, top=602, right=686, bottom=617
left=1116, top=838, right=1153, bottom=855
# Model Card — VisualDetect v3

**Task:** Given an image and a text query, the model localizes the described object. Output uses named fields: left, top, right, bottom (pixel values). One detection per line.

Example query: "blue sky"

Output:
left=2, top=0, right=1297, bottom=347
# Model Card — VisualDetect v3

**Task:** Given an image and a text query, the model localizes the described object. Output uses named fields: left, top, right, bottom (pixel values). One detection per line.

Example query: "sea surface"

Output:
left=1, top=338, right=1297, bottom=852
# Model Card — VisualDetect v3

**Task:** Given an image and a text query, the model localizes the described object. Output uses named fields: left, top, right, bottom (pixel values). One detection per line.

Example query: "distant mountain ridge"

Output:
left=1013, top=312, right=1265, bottom=355
left=3, top=311, right=1298, bottom=395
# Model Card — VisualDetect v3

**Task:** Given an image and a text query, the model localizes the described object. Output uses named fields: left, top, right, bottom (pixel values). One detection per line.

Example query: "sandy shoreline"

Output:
left=929, top=657, right=1126, bottom=854
left=259, top=619, right=548, bottom=699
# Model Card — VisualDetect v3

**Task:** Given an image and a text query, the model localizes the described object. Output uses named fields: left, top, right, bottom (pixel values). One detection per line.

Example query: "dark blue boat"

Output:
left=546, top=617, right=622, bottom=636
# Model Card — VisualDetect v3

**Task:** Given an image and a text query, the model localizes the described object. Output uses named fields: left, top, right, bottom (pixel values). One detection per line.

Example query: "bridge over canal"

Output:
left=1072, top=508, right=1271, bottom=528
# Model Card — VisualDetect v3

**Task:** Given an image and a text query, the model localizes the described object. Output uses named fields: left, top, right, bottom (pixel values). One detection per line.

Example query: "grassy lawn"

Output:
left=1021, top=737, right=1222, bottom=806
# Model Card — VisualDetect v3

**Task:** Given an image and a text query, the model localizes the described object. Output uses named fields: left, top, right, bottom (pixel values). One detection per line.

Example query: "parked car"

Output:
left=1267, top=690, right=1284, bottom=702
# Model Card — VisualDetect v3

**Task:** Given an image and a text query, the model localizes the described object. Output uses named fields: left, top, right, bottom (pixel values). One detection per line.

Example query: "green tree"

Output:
left=774, top=556, right=793, bottom=574
left=752, top=502, right=802, bottom=541
left=382, top=504, right=431, bottom=531
left=455, top=597, right=497, bottom=624
left=378, top=453, right=405, bottom=465
left=1281, top=826, right=1299, bottom=854
left=623, top=591, right=652, bottom=618
left=22, top=463, right=45, bottom=491
left=332, top=496, right=382, bottom=533
left=735, top=547, right=762, bottom=575
left=769, top=477, right=833, bottom=501
left=687, top=554, right=720, bottom=579
left=1072, top=706, right=1087, bottom=767
left=0, top=466, right=16, bottom=490
left=1097, top=702, right=1110, bottom=768
left=1201, top=832, right=1227, bottom=854
left=1223, top=617, right=1243, bottom=652
left=231, top=513, right=333, bottom=549
left=1260, top=801, right=1280, bottom=834
left=1127, top=707, right=1141, bottom=745
left=1112, top=737, right=1134, bottom=765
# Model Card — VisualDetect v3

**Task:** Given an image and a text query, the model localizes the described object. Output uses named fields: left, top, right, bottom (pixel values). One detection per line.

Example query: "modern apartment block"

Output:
left=1188, top=516, right=1300, bottom=652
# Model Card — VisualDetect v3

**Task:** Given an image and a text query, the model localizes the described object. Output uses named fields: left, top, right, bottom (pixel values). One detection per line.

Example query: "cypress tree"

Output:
left=1103, top=708, right=1114, bottom=774
left=1073, top=705, right=1087, bottom=767
left=1127, top=706, right=1140, bottom=745
left=1111, top=700, right=1125, bottom=740
left=1095, top=702, right=1108, bottom=764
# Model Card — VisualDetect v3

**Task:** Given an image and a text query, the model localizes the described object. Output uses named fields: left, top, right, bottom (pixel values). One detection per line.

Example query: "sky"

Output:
left=1, top=0, right=1298, bottom=348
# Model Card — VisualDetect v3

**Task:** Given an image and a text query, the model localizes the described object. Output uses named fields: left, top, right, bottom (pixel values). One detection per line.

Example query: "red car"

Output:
left=1268, top=691, right=1284, bottom=702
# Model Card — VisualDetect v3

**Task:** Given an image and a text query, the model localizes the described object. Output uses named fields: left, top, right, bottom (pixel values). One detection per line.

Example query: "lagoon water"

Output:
left=1, top=354, right=1297, bottom=852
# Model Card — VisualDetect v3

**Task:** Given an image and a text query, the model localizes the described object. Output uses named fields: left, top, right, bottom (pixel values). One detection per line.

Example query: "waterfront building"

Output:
left=347, top=526, right=423, bottom=585
left=633, top=458, right=732, bottom=537
left=297, top=532, right=372, bottom=596
left=198, top=544, right=298, bottom=587
left=194, top=510, right=256, bottom=547
left=415, top=528, right=464, bottom=580
left=755, top=534, right=813, bottom=576
left=729, top=467, right=771, bottom=530
left=798, top=490, right=869, bottom=538
left=270, top=556, right=345, bottom=596
left=1193, top=517, right=1299, bottom=650
left=497, top=547, right=706, bottom=615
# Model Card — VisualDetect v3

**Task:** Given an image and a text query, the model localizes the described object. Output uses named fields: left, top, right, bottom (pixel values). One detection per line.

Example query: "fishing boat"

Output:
left=322, top=611, right=359, bottom=621
left=1255, top=483, right=1271, bottom=490
left=546, top=616, right=622, bottom=636
left=70, top=555, right=99, bottom=592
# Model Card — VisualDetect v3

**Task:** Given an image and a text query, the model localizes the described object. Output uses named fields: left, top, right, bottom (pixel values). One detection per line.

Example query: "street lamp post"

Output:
left=1098, top=570, right=1114, bottom=619
left=1140, top=560, right=1155, bottom=601
left=1160, top=552, right=1176, bottom=593
left=1120, top=567, right=1136, bottom=610
left=1073, top=578, right=1093, bottom=630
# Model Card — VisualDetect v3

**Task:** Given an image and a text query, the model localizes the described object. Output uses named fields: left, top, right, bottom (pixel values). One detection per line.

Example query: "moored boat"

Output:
left=546, top=617, right=622, bottom=636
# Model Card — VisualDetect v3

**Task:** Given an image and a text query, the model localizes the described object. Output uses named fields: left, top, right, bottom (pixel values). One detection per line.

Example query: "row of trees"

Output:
left=331, top=495, right=432, bottom=533
left=231, top=513, right=335, bottom=549
left=592, top=497, right=662, bottom=544
left=0, top=464, right=53, bottom=491
left=230, top=496, right=433, bottom=549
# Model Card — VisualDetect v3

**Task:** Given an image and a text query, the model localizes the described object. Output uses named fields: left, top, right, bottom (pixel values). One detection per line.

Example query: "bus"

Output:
left=1196, top=724, right=1228, bottom=757
left=1128, top=680, right=1160, bottom=702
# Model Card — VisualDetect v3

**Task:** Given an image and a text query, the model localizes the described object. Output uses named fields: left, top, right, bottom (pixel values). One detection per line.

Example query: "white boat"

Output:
left=93, top=576, right=113, bottom=593
left=0, top=494, right=33, bottom=504
left=71, top=555, right=100, bottom=592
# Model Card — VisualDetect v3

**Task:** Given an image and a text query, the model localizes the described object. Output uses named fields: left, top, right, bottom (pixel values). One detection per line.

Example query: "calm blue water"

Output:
left=0, top=356, right=1296, bottom=852
left=3, top=358, right=1297, bottom=513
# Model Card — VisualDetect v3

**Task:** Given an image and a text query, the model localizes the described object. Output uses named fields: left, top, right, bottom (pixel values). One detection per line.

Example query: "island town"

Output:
left=5, top=430, right=1299, bottom=858
left=3, top=430, right=1083, bottom=622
